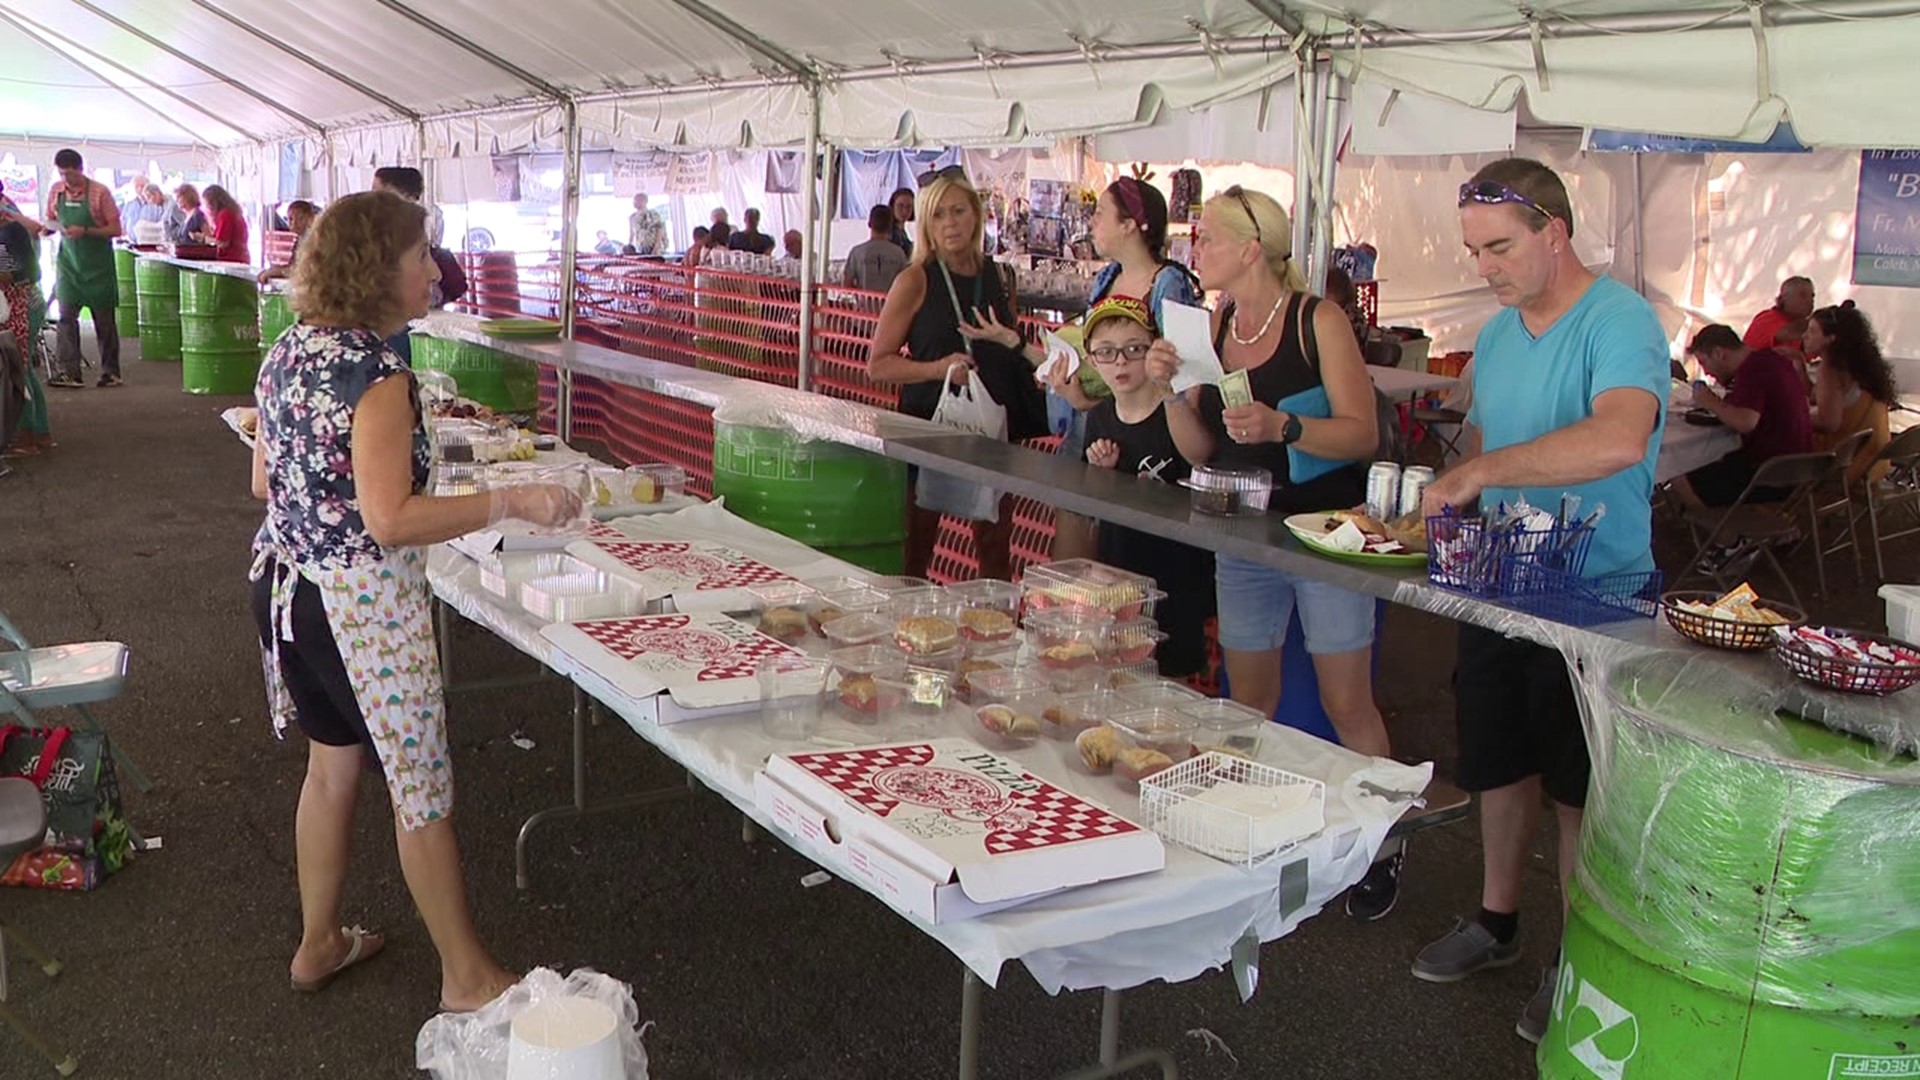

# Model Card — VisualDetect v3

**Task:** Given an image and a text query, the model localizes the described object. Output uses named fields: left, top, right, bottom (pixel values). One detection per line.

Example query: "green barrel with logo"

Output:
left=259, top=290, right=296, bottom=353
left=711, top=421, right=908, bottom=575
left=114, top=247, right=138, bottom=338
left=134, top=257, right=181, bottom=361
left=178, top=269, right=261, bottom=394
left=1539, top=651, right=1920, bottom=1080
left=408, top=333, right=538, bottom=413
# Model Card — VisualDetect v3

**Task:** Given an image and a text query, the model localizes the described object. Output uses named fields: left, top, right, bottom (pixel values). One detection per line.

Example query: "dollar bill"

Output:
left=1220, top=369, right=1254, bottom=409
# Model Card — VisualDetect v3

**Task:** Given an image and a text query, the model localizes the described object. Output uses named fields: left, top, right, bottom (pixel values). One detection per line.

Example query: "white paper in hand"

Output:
left=1033, top=329, right=1081, bottom=386
left=1159, top=301, right=1225, bottom=393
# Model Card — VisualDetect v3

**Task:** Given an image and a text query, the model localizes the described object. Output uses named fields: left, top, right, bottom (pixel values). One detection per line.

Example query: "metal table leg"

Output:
left=955, top=968, right=1178, bottom=1080
left=958, top=969, right=983, bottom=1080
left=513, top=685, right=690, bottom=889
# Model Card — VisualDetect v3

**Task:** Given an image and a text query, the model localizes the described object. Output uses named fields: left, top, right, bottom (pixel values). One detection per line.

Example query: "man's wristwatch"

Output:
left=1279, top=412, right=1304, bottom=445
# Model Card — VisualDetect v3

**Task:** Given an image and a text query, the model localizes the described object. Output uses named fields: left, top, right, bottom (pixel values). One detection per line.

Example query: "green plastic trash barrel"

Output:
left=178, top=269, right=261, bottom=394
left=712, top=421, right=908, bottom=574
left=1539, top=652, right=1920, bottom=1080
left=134, top=258, right=181, bottom=362
left=409, top=333, right=538, bottom=413
left=116, top=305, right=140, bottom=339
left=259, top=291, right=295, bottom=353
left=114, top=247, right=136, bottom=306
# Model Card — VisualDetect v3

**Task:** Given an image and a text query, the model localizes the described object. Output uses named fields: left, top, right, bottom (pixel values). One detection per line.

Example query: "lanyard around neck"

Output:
left=937, top=259, right=986, bottom=357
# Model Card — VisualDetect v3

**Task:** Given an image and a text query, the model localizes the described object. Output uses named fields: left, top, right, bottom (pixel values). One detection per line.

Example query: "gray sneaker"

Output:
left=1411, top=917, right=1522, bottom=982
left=1517, top=965, right=1558, bottom=1044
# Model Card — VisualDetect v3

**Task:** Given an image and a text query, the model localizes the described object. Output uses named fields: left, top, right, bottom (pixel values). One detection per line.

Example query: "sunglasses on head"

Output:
left=1224, top=184, right=1262, bottom=246
left=917, top=164, right=968, bottom=186
left=1458, top=179, right=1553, bottom=221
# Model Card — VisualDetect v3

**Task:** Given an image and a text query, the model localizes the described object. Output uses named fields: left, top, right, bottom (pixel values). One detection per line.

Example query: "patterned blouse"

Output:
left=255, top=323, right=430, bottom=568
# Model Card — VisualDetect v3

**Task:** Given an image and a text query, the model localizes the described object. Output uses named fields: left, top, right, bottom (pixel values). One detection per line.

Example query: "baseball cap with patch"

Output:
left=1081, top=295, right=1155, bottom=347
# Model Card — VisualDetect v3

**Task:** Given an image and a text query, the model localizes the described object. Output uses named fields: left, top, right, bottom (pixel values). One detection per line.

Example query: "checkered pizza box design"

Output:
left=983, top=784, right=1141, bottom=853
left=571, top=612, right=801, bottom=681
left=789, top=744, right=939, bottom=815
left=592, top=540, right=794, bottom=592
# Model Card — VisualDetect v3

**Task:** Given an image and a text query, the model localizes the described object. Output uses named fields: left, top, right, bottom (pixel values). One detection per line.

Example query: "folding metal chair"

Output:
left=0, top=777, right=78, bottom=1076
left=0, top=614, right=149, bottom=794
left=1411, top=406, right=1467, bottom=465
left=1798, top=428, right=1875, bottom=595
left=1863, top=427, right=1920, bottom=581
left=1675, top=451, right=1838, bottom=610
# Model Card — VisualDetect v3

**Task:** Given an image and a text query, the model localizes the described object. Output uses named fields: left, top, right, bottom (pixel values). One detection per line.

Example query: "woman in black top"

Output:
left=1143, top=186, right=1390, bottom=763
left=867, top=171, right=1046, bottom=580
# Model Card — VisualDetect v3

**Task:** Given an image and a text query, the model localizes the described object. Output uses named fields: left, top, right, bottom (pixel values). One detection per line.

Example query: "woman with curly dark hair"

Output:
left=1806, top=300, right=1897, bottom=483
left=248, top=191, right=581, bottom=1011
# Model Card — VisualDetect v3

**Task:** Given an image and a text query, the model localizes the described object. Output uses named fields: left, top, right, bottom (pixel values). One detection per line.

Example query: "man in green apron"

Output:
left=46, top=148, right=123, bottom=389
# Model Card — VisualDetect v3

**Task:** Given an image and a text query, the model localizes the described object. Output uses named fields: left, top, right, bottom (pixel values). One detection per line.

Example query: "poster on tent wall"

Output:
left=667, top=153, right=715, bottom=195
left=613, top=152, right=670, bottom=197
left=0, top=164, right=36, bottom=204
left=1853, top=150, right=1920, bottom=288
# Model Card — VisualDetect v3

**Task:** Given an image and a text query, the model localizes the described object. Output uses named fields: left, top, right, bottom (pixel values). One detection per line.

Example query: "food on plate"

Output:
left=1114, top=746, right=1177, bottom=784
left=1318, top=506, right=1423, bottom=555
left=1385, top=512, right=1428, bottom=553
left=1039, top=640, right=1099, bottom=670
left=757, top=606, right=809, bottom=643
left=1075, top=726, right=1126, bottom=772
left=236, top=408, right=259, bottom=437
left=895, top=615, right=960, bottom=654
left=1676, top=582, right=1792, bottom=626
left=837, top=674, right=879, bottom=714
left=958, top=608, right=1016, bottom=642
left=975, top=705, right=1041, bottom=739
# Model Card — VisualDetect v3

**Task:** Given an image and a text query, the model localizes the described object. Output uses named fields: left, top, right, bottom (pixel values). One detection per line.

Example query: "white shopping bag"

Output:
left=915, top=365, right=1006, bottom=522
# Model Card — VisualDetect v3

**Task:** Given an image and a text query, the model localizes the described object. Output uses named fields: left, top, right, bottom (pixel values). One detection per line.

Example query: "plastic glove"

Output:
left=487, top=483, right=587, bottom=530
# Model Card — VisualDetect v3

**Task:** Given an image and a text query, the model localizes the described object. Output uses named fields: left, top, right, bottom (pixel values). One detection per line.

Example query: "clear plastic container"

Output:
left=1103, top=616, right=1169, bottom=665
left=820, top=611, right=894, bottom=648
left=1183, top=465, right=1273, bottom=515
left=1020, top=559, right=1165, bottom=620
left=1180, top=698, right=1269, bottom=761
left=952, top=655, right=1013, bottom=706
left=434, top=461, right=490, bottom=497
left=518, top=571, right=648, bottom=623
left=758, top=655, right=831, bottom=740
left=1041, top=663, right=1111, bottom=695
left=1117, top=677, right=1205, bottom=710
left=1043, top=687, right=1126, bottom=741
left=745, top=581, right=818, bottom=644
left=477, top=551, right=575, bottom=601
left=1074, top=724, right=1129, bottom=775
left=869, top=575, right=933, bottom=594
left=948, top=579, right=1022, bottom=645
left=1025, top=608, right=1112, bottom=671
left=891, top=588, right=963, bottom=655
left=907, top=644, right=968, bottom=676
left=1109, top=707, right=1199, bottom=762
left=875, top=669, right=950, bottom=736
left=626, top=463, right=688, bottom=504
left=803, top=583, right=890, bottom=639
left=827, top=644, right=908, bottom=719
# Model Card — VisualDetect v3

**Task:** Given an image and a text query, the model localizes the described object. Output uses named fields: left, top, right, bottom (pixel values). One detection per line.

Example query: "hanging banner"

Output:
left=613, top=151, right=670, bottom=197
left=1588, top=123, right=1808, bottom=154
left=666, top=152, right=715, bottom=195
left=0, top=163, right=37, bottom=204
left=1852, top=150, right=1920, bottom=288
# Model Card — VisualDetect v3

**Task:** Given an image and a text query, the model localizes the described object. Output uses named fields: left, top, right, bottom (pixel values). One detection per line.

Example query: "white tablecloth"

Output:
left=1655, top=413, right=1742, bottom=484
left=1367, top=366, right=1459, bottom=399
left=427, top=528, right=1431, bottom=995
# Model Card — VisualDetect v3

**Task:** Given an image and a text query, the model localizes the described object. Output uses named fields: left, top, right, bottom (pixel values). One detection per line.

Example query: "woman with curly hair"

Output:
left=1806, top=300, right=1898, bottom=483
left=201, top=183, right=249, bottom=263
left=248, top=191, right=581, bottom=1011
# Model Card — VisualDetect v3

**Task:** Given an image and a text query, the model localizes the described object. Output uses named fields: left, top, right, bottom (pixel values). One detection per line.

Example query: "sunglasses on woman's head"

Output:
left=1224, top=185, right=1262, bottom=246
left=1457, top=179, right=1552, bottom=221
left=918, top=164, right=968, bottom=186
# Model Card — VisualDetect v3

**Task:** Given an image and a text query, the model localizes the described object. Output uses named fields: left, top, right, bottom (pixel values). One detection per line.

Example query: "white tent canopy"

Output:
left=5, top=0, right=1920, bottom=157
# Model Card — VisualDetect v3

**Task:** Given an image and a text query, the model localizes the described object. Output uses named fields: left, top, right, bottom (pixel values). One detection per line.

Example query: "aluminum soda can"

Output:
left=1398, top=466, right=1436, bottom=519
left=1365, top=462, right=1402, bottom=521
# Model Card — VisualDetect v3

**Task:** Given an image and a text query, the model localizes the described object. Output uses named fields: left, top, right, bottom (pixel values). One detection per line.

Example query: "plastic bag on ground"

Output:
left=417, top=967, right=649, bottom=1080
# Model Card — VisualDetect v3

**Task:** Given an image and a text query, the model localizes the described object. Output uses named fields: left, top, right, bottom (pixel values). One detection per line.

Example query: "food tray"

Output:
left=479, top=317, right=565, bottom=339
left=1774, top=628, right=1920, bottom=696
left=1139, top=753, right=1327, bottom=867
left=1660, top=590, right=1806, bottom=651
left=519, top=570, right=648, bottom=623
left=477, top=551, right=579, bottom=601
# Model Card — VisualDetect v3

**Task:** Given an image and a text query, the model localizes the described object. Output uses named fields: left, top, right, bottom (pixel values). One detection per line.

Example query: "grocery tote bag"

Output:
left=0, top=725, right=132, bottom=890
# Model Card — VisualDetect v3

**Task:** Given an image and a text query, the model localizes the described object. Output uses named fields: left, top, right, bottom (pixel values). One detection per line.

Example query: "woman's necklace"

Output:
left=1230, top=291, right=1286, bottom=346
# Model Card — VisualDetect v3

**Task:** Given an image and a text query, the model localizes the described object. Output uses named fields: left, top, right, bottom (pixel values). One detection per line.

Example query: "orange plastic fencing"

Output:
left=263, top=230, right=296, bottom=268
left=449, top=251, right=561, bottom=322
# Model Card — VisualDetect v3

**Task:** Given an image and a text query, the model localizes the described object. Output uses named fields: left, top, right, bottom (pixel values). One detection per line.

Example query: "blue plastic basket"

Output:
left=1498, top=564, right=1664, bottom=627
left=1426, top=514, right=1596, bottom=597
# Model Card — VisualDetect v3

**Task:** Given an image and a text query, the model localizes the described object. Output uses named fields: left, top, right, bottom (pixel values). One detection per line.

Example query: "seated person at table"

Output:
left=1744, top=275, right=1815, bottom=366
left=1074, top=296, right=1216, bottom=678
left=257, top=200, right=318, bottom=285
left=1807, top=301, right=1897, bottom=484
left=1671, top=323, right=1812, bottom=509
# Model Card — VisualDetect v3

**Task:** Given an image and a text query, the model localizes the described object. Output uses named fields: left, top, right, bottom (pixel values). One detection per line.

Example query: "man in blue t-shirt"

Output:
left=1414, top=159, right=1668, bottom=1045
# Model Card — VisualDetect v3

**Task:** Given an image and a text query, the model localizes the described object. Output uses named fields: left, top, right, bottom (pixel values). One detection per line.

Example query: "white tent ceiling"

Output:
left=2, top=0, right=1918, bottom=157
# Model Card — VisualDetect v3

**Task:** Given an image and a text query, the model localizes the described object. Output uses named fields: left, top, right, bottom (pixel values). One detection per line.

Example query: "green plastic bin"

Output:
left=134, top=258, right=181, bottom=362
left=114, top=247, right=136, bottom=306
left=1539, top=652, right=1920, bottom=1079
left=179, top=269, right=260, bottom=394
left=259, top=292, right=296, bottom=352
left=116, top=305, right=140, bottom=339
left=712, top=421, right=907, bottom=574
left=409, top=333, right=538, bottom=413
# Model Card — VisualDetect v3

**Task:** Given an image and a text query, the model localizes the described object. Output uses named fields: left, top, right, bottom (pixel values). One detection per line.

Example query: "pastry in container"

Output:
left=745, top=581, right=819, bottom=644
left=826, top=644, right=908, bottom=719
left=1020, top=559, right=1164, bottom=620
left=966, top=668, right=1052, bottom=749
left=1104, top=662, right=1164, bottom=689
left=1182, top=465, right=1273, bottom=515
left=1025, top=608, right=1112, bottom=670
left=1109, top=708, right=1198, bottom=763
left=1102, top=616, right=1168, bottom=665
left=951, top=647, right=1019, bottom=704
left=875, top=669, right=951, bottom=735
left=1180, top=697, right=1269, bottom=760
left=1074, top=725, right=1128, bottom=774
left=891, top=588, right=963, bottom=656
left=802, top=581, right=889, bottom=638
left=947, top=579, right=1022, bottom=644
left=1043, top=687, right=1125, bottom=741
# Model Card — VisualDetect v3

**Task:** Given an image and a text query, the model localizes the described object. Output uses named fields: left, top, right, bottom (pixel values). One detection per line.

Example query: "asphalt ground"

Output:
left=1, top=336, right=1909, bottom=1079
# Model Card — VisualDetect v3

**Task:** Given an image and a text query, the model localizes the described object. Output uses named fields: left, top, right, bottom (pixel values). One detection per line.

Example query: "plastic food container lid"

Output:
left=947, top=579, right=1022, bottom=611
left=967, top=667, right=1052, bottom=701
left=826, top=643, right=909, bottom=677
left=1118, top=678, right=1205, bottom=708
left=1110, top=707, right=1199, bottom=751
left=1179, top=697, right=1268, bottom=731
left=820, top=611, right=894, bottom=647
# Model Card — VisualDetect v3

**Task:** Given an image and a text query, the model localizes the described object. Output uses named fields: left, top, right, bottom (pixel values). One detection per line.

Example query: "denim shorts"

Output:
left=1214, top=554, right=1376, bottom=654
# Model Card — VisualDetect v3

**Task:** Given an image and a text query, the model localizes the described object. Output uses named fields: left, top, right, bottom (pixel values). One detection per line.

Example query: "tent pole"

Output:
left=796, top=81, right=823, bottom=393
left=1310, top=67, right=1344, bottom=294
left=1290, top=59, right=1320, bottom=280
left=557, top=101, right=582, bottom=442
left=818, top=139, right=838, bottom=285
left=1631, top=151, right=1647, bottom=296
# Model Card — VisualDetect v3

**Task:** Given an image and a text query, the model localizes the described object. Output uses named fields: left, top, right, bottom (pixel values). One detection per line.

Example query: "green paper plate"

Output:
left=479, top=318, right=564, bottom=339
left=1283, top=512, right=1428, bottom=567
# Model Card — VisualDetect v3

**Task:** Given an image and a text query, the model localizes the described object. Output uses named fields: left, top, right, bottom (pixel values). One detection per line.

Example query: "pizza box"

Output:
left=757, top=739, right=1164, bottom=923
left=450, top=519, right=628, bottom=560
left=539, top=610, right=804, bottom=712
left=566, top=538, right=799, bottom=613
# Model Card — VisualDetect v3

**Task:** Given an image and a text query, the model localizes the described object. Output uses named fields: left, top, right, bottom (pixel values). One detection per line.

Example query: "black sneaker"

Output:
left=1345, top=850, right=1404, bottom=922
left=45, top=374, right=84, bottom=389
left=97, top=373, right=123, bottom=388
